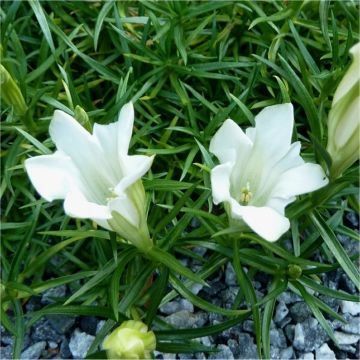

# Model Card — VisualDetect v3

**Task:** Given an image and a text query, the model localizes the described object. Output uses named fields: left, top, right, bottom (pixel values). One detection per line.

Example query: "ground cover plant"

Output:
left=1, top=1, right=359, bottom=359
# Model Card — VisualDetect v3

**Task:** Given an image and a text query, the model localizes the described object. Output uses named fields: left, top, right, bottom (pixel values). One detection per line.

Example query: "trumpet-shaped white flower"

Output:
left=25, top=102, right=154, bottom=251
left=210, top=103, right=328, bottom=242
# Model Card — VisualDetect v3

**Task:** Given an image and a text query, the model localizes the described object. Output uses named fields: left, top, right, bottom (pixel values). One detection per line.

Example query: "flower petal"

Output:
left=209, top=119, right=253, bottom=164
left=25, top=151, right=79, bottom=202
left=49, top=110, right=114, bottom=202
left=114, top=155, right=154, bottom=194
left=210, top=162, right=233, bottom=205
left=253, top=103, right=294, bottom=161
left=229, top=201, right=290, bottom=241
left=64, top=190, right=111, bottom=220
left=108, top=193, right=139, bottom=227
left=117, top=102, right=135, bottom=154
left=272, top=163, right=328, bottom=199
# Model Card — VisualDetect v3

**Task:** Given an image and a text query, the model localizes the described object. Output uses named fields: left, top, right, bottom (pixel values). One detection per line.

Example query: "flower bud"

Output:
left=102, top=320, right=156, bottom=359
left=326, top=42, right=360, bottom=179
left=0, top=64, right=27, bottom=116
left=74, top=105, right=92, bottom=132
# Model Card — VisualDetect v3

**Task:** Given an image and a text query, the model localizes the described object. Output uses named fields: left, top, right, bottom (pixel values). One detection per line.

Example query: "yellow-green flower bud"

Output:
left=74, top=105, right=92, bottom=132
left=326, top=42, right=360, bottom=179
left=102, top=320, right=156, bottom=359
left=0, top=64, right=27, bottom=116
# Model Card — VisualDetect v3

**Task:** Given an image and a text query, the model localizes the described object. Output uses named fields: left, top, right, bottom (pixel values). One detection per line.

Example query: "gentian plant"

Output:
left=1, top=2, right=359, bottom=360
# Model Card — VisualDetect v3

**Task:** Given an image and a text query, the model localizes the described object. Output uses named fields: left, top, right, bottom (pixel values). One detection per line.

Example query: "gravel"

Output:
left=68, top=329, right=95, bottom=359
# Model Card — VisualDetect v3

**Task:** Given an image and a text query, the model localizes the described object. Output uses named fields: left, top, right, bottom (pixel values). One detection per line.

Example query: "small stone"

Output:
left=340, top=301, right=360, bottom=315
left=299, top=352, right=314, bottom=359
left=160, top=299, right=194, bottom=315
left=285, top=324, right=295, bottom=342
left=195, top=352, right=206, bottom=359
left=202, top=279, right=226, bottom=297
left=209, top=344, right=234, bottom=359
left=190, top=283, right=203, bottom=295
left=192, top=246, right=206, bottom=257
left=0, top=346, right=12, bottom=360
left=237, top=333, right=258, bottom=359
left=221, top=286, right=239, bottom=307
left=31, top=319, right=63, bottom=343
left=225, top=263, right=237, bottom=286
left=243, top=320, right=254, bottom=333
left=178, top=353, right=194, bottom=359
left=278, top=316, right=292, bottom=329
left=334, top=331, right=360, bottom=345
left=338, top=344, right=356, bottom=354
left=47, top=315, right=75, bottom=334
left=165, top=310, right=198, bottom=329
left=315, top=343, right=336, bottom=360
left=341, top=316, right=360, bottom=334
left=277, top=291, right=302, bottom=304
left=20, top=341, right=46, bottom=360
left=198, top=336, right=212, bottom=347
left=293, top=318, right=329, bottom=352
left=96, top=320, right=106, bottom=334
left=279, top=346, right=294, bottom=360
left=79, top=316, right=98, bottom=335
left=227, top=339, right=239, bottom=358
left=270, top=328, right=287, bottom=349
left=274, top=301, right=289, bottom=323
left=318, top=295, right=340, bottom=313
left=290, top=302, right=312, bottom=322
left=41, top=285, right=66, bottom=305
left=25, top=297, right=42, bottom=312
left=159, top=353, right=176, bottom=360
left=59, top=339, right=72, bottom=359
left=69, top=329, right=95, bottom=359
left=345, top=211, right=359, bottom=228
left=48, top=341, right=58, bottom=349
left=190, top=217, right=201, bottom=229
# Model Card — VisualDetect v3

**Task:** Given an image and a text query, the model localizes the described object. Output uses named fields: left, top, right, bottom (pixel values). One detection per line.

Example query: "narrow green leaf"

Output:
left=94, top=1, right=114, bottom=50
left=310, top=211, right=360, bottom=291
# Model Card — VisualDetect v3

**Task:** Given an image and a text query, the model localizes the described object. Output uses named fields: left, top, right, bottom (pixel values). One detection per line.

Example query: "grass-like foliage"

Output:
left=1, top=1, right=359, bottom=359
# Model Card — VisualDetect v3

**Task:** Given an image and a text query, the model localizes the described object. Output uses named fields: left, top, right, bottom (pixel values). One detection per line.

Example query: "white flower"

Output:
left=210, top=103, right=328, bottom=242
left=25, top=102, right=154, bottom=251
left=327, top=42, right=360, bottom=179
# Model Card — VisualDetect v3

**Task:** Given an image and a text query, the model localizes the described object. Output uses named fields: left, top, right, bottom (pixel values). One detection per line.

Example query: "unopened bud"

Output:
left=102, top=320, right=156, bottom=359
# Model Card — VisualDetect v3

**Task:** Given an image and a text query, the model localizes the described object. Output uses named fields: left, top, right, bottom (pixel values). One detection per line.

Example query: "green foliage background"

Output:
left=1, top=1, right=359, bottom=359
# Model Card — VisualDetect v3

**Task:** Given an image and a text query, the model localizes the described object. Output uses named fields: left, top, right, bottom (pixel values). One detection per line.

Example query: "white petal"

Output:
left=25, top=151, right=79, bottom=202
left=64, top=190, right=111, bottom=220
left=253, top=103, right=294, bottom=161
left=92, top=121, right=123, bottom=179
left=108, top=193, right=139, bottom=227
left=209, top=119, right=253, bottom=164
left=117, top=102, right=135, bottom=154
left=272, top=163, right=328, bottom=199
left=229, top=201, right=290, bottom=241
left=114, top=155, right=154, bottom=194
left=49, top=110, right=114, bottom=202
left=210, top=163, right=233, bottom=205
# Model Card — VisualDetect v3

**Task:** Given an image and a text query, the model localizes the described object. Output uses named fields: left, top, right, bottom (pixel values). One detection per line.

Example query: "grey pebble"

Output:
left=160, top=299, right=194, bottom=315
left=340, top=300, right=360, bottom=315
left=165, top=310, right=205, bottom=329
left=334, top=331, right=360, bottom=345
left=270, top=328, right=287, bottom=349
left=274, top=301, right=289, bottom=323
left=315, top=343, right=336, bottom=360
left=270, top=347, right=281, bottom=359
left=237, top=333, right=258, bottom=359
left=47, top=341, right=58, bottom=349
left=285, top=324, right=295, bottom=342
left=0, top=346, right=12, bottom=360
left=299, top=352, right=314, bottom=360
left=341, top=316, right=360, bottom=334
left=279, top=346, right=294, bottom=360
left=69, top=329, right=95, bottom=359
left=41, top=285, right=66, bottom=305
left=31, top=319, right=63, bottom=343
left=277, top=291, right=302, bottom=304
left=290, top=302, right=312, bottom=323
left=20, top=341, right=46, bottom=360
left=59, top=339, right=72, bottom=359
left=47, top=315, right=75, bottom=334
left=209, top=344, right=234, bottom=360
left=338, top=344, right=357, bottom=354
left=225, top=263, right=237, bottom=286
left=293, top=318, right=329, bottom=352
